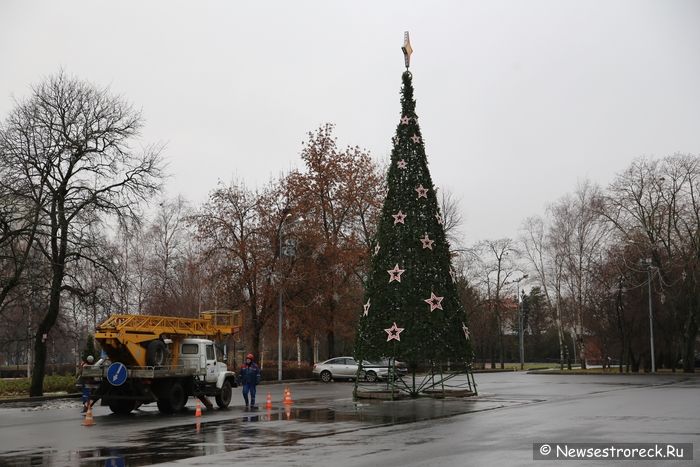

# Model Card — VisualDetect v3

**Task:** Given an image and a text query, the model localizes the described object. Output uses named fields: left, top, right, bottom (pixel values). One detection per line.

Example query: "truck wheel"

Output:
left=157, top=400, right=173, bottom=414
left=146, top=340, right=167, bottom=367
left=170, top=382, right=187, bottom=412
left=215, top=381, right=232, bottom=409
left=157, top=381, right=186, bottom=413
left=108, top=399, right=137, bottom=415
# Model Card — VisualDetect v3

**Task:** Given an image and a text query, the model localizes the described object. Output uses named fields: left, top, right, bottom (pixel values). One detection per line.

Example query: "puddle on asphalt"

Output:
left=0, top=398, right=513, bottom=466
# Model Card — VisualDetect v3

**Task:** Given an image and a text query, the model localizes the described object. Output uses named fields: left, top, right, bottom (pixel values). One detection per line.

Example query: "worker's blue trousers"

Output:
left=242, top=383, right=257, bottom=407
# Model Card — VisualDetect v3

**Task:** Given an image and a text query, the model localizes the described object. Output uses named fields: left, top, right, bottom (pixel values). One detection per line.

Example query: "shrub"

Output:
left=0, top=375, right=77, bottom=397
left=260, top=366, right=313, bottom=381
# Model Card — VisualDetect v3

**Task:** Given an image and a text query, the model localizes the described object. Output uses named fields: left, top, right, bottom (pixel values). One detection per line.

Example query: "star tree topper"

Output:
left=401, top=31, right=413, bottom=69
left=397, top=159, right=407, bottom=169
left=385, top=322, right=405, bottom=342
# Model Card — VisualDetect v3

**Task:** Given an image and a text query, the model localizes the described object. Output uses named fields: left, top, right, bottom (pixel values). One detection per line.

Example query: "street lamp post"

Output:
left=278, top=212, right=292, bottom=382
left=278, top=268, right=283, bottom=382
left=643, top=258, right=656, bottom=373
left=512, top=274, right=528, bottom=370
left=519, top=291, right=524, bottom=370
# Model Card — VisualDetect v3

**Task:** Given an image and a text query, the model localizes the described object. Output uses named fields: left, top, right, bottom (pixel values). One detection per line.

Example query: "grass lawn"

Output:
left=474, top=362, right=561, bottom=371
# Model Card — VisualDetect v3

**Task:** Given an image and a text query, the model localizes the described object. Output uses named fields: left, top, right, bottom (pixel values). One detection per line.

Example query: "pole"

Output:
left=518, top=288, right=524, bottom=370
left=511, top=274, right=527, bottom=371
left=278, top=289, right=283, bottom=381
left=647, top=264, right=655, bottom=373
left=27, top=308, right=32, bottom=378
left=278, top=228, right=283, bottom=382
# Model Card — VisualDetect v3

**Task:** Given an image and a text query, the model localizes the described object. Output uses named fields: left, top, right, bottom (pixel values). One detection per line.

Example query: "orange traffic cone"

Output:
left=266, top=392, right=272, bottom=409
left=283, top=386, right=293, bottom=405
left=82, top=402, right=95, bottom=427
left=195, top=399, right=202, bottom=417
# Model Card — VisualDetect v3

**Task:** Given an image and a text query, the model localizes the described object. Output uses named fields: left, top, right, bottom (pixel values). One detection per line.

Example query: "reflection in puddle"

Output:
left=0, top=398, right=500, bottom=466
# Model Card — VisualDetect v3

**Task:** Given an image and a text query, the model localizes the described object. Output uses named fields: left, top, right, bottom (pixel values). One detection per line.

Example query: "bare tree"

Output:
left=0, top=111, right=47, bottom=314
left=439, top=188, right=466, bottom=252
left=519, top=215, right=569, bottom=369
left=146, top=196, right=190, bottom=315
left=474, top=238, right=519, bottom=368
left=602, top=155, right=700, bottom=372
left=122, top=219, right=152, bottom=314
left=549, top=180, right=610, bottom=369
left=0, top=72, right=163, bottom=395
left=0, top=202, right=39, bottom=315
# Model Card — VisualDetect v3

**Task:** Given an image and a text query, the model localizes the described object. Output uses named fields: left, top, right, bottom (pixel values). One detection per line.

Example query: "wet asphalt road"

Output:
left=0, top=373, right=698, bottom=466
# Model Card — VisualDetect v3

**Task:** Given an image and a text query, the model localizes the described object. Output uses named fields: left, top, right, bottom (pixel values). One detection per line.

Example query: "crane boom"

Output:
left=94, top=310, right=242, bottom=367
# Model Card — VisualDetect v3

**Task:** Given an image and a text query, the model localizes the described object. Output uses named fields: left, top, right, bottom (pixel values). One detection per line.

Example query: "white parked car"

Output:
left=313, top=357, right=407, bottom=383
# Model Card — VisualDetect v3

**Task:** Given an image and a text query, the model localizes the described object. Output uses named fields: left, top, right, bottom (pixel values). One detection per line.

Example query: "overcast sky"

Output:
left=1, top=1, right=699, bottom=243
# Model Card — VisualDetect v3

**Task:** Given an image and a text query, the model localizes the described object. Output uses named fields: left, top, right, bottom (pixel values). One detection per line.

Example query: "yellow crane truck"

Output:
left=81, top=311, right=242, bottom=415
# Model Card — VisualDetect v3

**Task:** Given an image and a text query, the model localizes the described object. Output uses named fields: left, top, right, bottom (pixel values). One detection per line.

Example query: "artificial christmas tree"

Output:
left=354, top=33, right=475, bottom=397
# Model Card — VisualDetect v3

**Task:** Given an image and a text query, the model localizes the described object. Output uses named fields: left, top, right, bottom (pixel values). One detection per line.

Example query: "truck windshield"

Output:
left=182, top=344, right=198, bottom=354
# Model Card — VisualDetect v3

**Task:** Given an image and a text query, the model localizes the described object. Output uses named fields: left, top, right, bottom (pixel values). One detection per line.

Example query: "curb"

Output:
left=0, top=380, right=315, bottom=404
left=259, top=378, right=315, bottom=385
left=527, top=370, right=699, bottom=376
left=0, top=393, right=82, bottom=404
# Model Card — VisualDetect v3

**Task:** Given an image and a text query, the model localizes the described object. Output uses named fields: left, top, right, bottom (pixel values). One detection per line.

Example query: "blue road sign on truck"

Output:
left=107, top=362, right=127, bottom=386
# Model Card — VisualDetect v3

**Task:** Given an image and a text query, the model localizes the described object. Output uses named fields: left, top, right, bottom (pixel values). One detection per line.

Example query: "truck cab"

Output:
left=179, top=338, right=229, bottom=384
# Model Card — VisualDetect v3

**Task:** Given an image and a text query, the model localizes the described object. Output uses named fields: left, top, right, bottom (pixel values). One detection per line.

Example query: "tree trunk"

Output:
left=304, top=337, right=314, bottom=365
left=618, top=345, right=625, bottom=373
left=327, top=330, right=335, bottom=359
left=682, top=310, right=697, bottom=373
left=30, top=266, right=64, bottom=396
left=29, top=331, right=47, bottom=396
left=296, top=336, right=301, bottom=368
left=250, top=307, right=262, bottom=361
left=497, top=315, right=505, bottom=369
left=30, top=204, right=67, bottom=397
left=557, top=318, right=565, bottom=371
left=578, top=335, right=587, bottom=370
left=327, top=297, right=336, bottom=359
left=555, top=301, right=566, bottom=371
left=630, top=347, right=639, bottom=373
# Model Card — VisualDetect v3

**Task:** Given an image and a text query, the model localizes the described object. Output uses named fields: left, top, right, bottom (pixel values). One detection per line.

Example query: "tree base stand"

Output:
left=354, top=389, right=410, bottom=400
left=421, top=388, right=476, bottom=398
left=353, top=362, right=478, bottom=400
